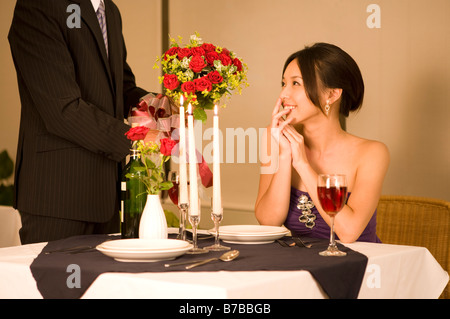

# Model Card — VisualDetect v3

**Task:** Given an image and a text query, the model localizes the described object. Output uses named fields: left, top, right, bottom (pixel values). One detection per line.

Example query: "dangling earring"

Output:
left=325, top=100, right=331, bottom=116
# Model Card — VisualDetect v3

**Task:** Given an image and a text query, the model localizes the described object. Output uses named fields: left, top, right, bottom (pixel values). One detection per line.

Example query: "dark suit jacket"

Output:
left=8, top=0, right=148, bottom=222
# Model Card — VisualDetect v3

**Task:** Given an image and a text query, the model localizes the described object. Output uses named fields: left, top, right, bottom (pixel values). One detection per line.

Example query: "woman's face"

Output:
left=281, top=60, right=322, bottom=124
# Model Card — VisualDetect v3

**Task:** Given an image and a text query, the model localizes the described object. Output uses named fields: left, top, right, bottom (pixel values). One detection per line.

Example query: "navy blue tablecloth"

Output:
left=30, top=234, right=368, bottom=299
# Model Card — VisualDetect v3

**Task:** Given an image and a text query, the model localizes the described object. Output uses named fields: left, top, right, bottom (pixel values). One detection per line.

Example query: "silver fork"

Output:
left=276, top=239, right=291, bottom=247
left=292, top=236, right=312, bottom=248
left=44, top=245, right=95, bottom=254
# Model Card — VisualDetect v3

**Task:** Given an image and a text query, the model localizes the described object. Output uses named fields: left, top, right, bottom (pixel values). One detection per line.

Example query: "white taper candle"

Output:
left=187, top=104, right=199, bottom=216
left=178, top=96, right=188, bottom=205
left=212, top=105, right=222, bottom=215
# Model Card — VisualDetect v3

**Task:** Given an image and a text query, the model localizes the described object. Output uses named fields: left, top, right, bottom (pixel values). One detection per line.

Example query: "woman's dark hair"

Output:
left=283, top=43, right=364, bottom=117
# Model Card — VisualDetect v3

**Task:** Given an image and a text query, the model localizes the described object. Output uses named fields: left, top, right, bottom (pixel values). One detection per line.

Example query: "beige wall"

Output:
left=1, top=0, right=449, bottom=227
left=0, top=0, right=20, bottom=172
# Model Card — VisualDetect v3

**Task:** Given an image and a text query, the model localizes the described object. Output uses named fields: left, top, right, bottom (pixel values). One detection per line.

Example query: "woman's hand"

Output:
left=270, top=98, right=293, bottom=157
left=282, top=124, right=308, bottom=169
left=255, top=98, right=296, bottom=226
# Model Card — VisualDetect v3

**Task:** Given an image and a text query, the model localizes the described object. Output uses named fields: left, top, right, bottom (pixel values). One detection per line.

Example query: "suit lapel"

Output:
left=71, top=0, right=114, bottom=92
left=104, top=0, right=120, bottom=115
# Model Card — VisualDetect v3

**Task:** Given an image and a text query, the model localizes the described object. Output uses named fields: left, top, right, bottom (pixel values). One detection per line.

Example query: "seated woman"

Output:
left=255, top=43, right=389, bottom=243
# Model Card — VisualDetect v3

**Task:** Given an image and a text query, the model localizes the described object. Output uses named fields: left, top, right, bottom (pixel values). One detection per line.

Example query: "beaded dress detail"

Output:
left=284, top=187, right=381, bottom=243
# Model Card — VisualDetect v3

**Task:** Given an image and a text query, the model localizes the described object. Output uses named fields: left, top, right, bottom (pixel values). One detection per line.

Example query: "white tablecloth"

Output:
left=0, top=240, right=447, bottom=299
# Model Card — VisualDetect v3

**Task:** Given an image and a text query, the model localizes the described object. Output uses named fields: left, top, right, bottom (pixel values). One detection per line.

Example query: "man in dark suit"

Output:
left=8, top=0, right=149, bottom=244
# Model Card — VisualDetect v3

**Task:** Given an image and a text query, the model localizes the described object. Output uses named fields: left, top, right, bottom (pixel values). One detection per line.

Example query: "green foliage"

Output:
left=0, top=150, right=14, bottom=180
left=130, top=142, right=173, bottom=195
left=164, top=209, right=179, bottom=228
left=0, top=150, right=14, bottom=206
left=193, top=107, right=207, bottom=123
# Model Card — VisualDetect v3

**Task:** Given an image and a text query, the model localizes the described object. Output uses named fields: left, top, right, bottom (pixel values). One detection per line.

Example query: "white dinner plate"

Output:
left=210, top=225, right=289, bottom=244
left=99, top=238, right=190, bottom=251
left=218, top=225, right=289, bottom=235
left=96, top=239, right=193, bottom=262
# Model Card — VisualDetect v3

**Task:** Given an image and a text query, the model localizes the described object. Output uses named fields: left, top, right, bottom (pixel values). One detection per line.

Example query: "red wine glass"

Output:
left=317, top=174, right=348, bottom=256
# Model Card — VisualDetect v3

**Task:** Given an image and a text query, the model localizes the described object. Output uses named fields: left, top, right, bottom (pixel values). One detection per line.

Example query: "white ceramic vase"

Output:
left=139, top=194, right=168, bottom=239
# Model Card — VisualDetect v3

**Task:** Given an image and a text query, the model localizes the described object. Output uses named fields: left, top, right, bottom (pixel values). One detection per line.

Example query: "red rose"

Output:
left=233, top=57, right=243, bottom=72
left=205, top=51, right=219, bottom=66
left=164, top=47, right=179, bottom=60
left=160, top=138, right=178, bottom=156
left=194, top=77, right=212, bottom=92
left=181, top=81, right=196, bottom=95
left=189, top=55, right=207, bottom=73
left=191, top=47, right=205, bottom=57
left=125, top=126, right=149, bottom=141
left=201, top=43, right=216, bottom=53
left=177, top=47, right=192, bottom=60
left=219, top=53, right=232, bottom=66
left=221, top=48, right=230, bottom=56
left=163, top=74, right=179, bottom=90
left=207, top=71, right=223, bottom=84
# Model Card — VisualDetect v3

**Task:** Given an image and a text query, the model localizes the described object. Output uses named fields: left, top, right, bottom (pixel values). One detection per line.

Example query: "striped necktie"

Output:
left=96, top=0, right=108, bottom=56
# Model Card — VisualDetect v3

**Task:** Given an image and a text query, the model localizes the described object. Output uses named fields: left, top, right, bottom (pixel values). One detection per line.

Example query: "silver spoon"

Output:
left=165, top=250, right=239, bottom=269
left=164, top=250, right=240, bottom=268
left=185, top=250, right=239, bottom=269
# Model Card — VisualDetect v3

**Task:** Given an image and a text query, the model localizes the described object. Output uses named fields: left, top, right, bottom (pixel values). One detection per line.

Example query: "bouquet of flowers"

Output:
left=125, top=126, right=177, bottom=195
left=154, top=33, right=249, bottom=121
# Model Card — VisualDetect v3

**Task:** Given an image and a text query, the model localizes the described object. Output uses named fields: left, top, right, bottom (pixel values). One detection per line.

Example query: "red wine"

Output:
left=168, top=182, right=179, bottom=206
left=317, top=186, right=347, bottom=216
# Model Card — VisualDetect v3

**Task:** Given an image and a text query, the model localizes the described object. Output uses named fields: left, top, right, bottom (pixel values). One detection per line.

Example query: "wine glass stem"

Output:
left=329, top=216, right=336, bottom=249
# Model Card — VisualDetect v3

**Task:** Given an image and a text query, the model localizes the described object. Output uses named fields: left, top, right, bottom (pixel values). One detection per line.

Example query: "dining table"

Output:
left=0, top=228, right=448, bottom=301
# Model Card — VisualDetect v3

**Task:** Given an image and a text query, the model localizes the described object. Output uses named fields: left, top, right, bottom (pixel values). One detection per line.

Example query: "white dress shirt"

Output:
left=91, top=0, right=101, bottom=11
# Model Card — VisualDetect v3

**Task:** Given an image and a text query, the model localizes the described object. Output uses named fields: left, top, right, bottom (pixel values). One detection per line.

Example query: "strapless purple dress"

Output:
left=284, top=187, right=381, bottom=243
